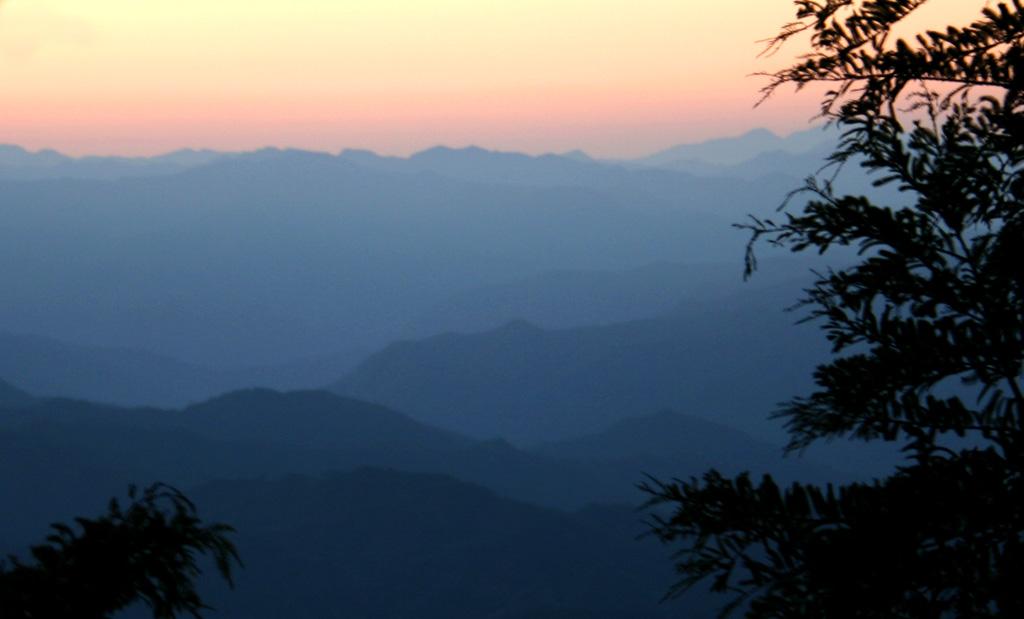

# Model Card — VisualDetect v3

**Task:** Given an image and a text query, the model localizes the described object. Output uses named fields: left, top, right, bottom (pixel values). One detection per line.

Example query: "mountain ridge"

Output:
left=332, top=274, right=830, bottom=445
left=1, top=126, right=834, bottom=182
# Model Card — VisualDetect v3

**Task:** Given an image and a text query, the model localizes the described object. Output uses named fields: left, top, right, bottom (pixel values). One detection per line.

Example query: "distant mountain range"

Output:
left=0, top=143, right=817, bottom=373
left=0, top=126, right=857, bottom=381
left=0, top=144, right=235, bottom=181
left=0, top=126, right=902, bottom=618
left=1, top=126, right=835, bottom=182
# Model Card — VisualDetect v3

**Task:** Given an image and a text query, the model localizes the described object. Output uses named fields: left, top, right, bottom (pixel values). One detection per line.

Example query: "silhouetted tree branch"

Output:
left=0, top=483, right=240, bottom=619
left=644, top=1, right=1023, bottom=616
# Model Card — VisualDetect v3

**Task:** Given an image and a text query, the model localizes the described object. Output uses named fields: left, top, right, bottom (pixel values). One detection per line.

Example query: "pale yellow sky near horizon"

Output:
left=0, top=0, right=988, bottom=158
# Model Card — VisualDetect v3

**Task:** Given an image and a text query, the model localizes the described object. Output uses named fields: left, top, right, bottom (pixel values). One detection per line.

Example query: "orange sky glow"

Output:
left=0, top=0, right=989, bottom=158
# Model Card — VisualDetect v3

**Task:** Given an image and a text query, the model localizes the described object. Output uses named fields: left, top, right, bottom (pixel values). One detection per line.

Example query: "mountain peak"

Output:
left=0, top=144, right=72, bottom=167
left=635, top=125, right=836, bottom=168
left=559, top=149, right=593, bottom=162
left=412, top=145, right=491, bottom=159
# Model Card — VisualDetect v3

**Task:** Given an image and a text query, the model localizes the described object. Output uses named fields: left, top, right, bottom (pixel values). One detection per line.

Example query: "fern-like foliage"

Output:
left=0, top=484, right=241, bottom=619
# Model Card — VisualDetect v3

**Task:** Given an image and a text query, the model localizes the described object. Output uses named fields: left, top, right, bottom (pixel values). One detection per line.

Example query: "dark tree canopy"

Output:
left=0, top=484, right=240, bottom=619
left=644, top=1, right=1023, bottom=617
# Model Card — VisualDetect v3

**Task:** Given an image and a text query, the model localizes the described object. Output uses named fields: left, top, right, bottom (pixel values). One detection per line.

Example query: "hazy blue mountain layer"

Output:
left=0, top=257, right=813, bottom=409
left=0, top=332, right=232, bottom=407
left=0, top=331, right=368, bottom=408
left=0, top=144, right=235, bottom=180
left=0, top=377, right=37, bottom=408
left=332, top=273, right=830, bottom=445
left=0, top=139, right=803, bottom=372
left=396, top=257, right=813, bottom=338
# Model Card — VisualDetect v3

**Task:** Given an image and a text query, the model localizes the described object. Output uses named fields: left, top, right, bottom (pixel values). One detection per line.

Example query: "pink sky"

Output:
left=0, top=1, right=986, bottom=158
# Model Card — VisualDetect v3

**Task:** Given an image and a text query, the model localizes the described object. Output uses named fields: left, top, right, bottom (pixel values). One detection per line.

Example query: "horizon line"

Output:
left=1, top=124, right=832, bottom=163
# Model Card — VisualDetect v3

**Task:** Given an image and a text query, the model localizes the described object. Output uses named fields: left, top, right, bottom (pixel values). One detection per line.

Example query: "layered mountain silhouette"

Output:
left=397, top=259, right=785, bottom=337
left=0, top=127, right=847, bottom=376
left=1, top=146, right=784, bottom=370
left=1, top=127, right=831, bottom=181
left=0, top=255, right=811, bottom=408
left=0, top=332, right=231, bottom=407
left=332, top=274, right=830, bottom=445
left=0, top=385, right=845, bottom=530
left=0, top=144, right=234, bottom=180
left=2, top=385, right=845, bottom=617
left=0, top=331, right=365, bottom=408
left=0, top=130, right=883, bottom=618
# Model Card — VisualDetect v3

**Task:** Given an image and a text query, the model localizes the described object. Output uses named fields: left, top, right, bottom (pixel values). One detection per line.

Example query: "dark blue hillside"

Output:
left=333, top=275, right=829, bottom=444
left=182, top=469, right=703, bottom=619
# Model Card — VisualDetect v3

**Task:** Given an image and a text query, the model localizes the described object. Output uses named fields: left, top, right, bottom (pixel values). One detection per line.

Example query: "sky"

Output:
left=0, top=0, right=988, bottom=158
